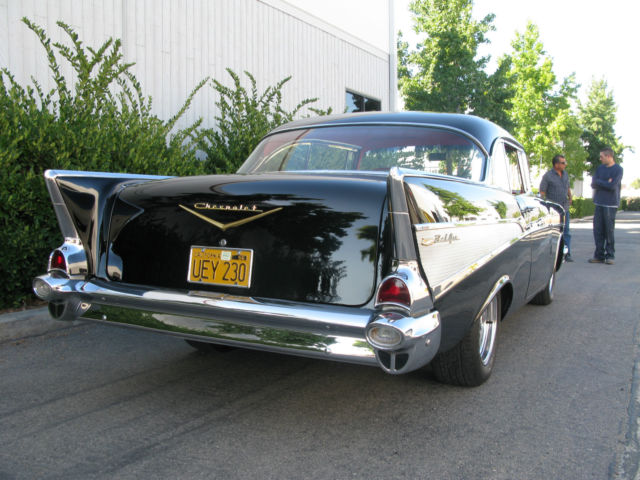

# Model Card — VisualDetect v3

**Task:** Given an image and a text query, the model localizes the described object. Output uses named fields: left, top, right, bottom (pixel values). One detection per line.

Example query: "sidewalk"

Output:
left=573, top=210, right=640, bottom=223
left=0, top=306, right=70, bottom=343
left=2, top=211, right=639, bottom=343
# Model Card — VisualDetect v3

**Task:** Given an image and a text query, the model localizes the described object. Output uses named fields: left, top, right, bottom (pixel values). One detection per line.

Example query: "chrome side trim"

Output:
left=413, top=218, right=525, bottom=232
left=415, top=221, right=524, bottom=299
left=45, top=169, right=170, bottom=181
left=476, top=275, right=510, bottom=320
left=388, top=167, right=419, bottom=262
left=44, top=170, right=81, bottom=241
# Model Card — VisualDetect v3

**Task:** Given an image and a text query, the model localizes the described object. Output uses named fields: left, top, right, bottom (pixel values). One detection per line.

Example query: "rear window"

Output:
left=238, top=125, right=486, bottom=181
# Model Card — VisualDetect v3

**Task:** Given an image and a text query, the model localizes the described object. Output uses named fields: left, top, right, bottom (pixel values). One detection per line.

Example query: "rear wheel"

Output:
left=431, top=293, right=501, bottom=387
left=185, top=339, right=235, bottom=353
left=529, top=269, right=555, bottom=305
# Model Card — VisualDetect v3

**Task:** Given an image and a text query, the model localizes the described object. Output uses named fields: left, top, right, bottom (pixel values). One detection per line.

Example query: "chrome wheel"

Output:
left=530, top=269, right=555, bottom=305
left=547, top=271, right=555, bottom=297
left=431, top=290, right=502, bottom=386
left=478, top=295, right=499, bottom=366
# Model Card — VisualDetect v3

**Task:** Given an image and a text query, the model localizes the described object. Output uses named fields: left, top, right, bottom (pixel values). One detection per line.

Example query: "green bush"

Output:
left=569, top=197, right=595, bottom=219
left=195, top=69, right=332, bottom=173
left=622, top=197, right=640, bottom=211
left=0, top=19, right=207, bottom=308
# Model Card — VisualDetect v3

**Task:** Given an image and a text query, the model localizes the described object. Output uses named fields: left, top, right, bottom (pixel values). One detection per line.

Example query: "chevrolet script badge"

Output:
left=179, top=204, right=283, bottom=231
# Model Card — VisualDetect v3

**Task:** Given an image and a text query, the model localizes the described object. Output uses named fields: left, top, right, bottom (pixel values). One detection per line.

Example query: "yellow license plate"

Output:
left=187, top=246, right=253, bottom=288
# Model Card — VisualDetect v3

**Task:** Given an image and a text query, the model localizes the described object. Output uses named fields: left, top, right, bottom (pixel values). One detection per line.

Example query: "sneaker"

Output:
left=588, top=258, right=604, bottom=264
left=605, top=258, right=615, bottom=265
left=565, top=254, right=574, bottom=262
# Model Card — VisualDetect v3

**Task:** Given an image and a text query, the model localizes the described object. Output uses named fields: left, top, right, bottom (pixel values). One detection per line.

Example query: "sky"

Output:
left=396, top=0, right=640, bottom=183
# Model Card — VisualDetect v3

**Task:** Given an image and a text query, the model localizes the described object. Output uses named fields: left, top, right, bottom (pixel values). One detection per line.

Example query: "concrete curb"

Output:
left=0, top=307, right=70, bottom=343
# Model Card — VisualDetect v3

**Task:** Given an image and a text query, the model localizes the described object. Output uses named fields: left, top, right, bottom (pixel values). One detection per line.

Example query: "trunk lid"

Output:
left=108, top=172, right=387, bottom=306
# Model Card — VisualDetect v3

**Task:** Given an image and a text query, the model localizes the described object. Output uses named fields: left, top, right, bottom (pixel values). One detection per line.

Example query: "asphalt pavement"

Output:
left=1, top=211, right=639, bottom=480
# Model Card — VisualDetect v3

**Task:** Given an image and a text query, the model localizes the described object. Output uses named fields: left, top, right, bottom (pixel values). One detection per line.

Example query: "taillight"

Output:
left=49, top=250, right=67, bottom=272
left=376, top=277, right=411, bottom=308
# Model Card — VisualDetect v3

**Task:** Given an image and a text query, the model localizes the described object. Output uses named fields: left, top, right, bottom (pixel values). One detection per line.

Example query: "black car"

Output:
left=33, top=112, right=564, bottom=386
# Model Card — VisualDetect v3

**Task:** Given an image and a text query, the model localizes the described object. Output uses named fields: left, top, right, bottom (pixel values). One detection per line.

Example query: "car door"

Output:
left=504, top=144, right=555, bottom=298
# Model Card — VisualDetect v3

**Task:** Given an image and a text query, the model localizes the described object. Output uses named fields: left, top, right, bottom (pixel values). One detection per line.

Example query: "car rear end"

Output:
left=33, top=168, right=442, bottom=374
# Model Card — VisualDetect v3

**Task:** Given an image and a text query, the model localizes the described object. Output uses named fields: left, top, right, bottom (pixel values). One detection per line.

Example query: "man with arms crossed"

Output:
left=589, top=147, right=623, bottom=265
left=540, top=154, right=573, bottom=261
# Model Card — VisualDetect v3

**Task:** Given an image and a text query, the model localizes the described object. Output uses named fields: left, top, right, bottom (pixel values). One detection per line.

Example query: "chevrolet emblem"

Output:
left=179, top=204, right=283, bottom=231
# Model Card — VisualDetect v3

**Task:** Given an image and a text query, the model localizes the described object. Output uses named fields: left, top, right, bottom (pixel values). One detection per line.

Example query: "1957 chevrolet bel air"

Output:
left=33, top=112, right=564, bottom=386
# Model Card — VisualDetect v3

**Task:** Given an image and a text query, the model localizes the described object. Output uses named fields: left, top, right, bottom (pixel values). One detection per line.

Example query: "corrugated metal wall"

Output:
left=0, top=0, right=390, bottom=130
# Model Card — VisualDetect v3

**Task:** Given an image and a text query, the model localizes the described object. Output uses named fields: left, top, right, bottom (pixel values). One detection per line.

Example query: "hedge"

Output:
left=569, top=198, right=595, bottom=219
left=0, top=19, right=207, bottom=308
left=621, top=197, right=640, bottom=211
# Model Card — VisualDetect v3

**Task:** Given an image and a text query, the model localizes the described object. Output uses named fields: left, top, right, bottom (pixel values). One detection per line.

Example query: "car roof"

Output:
left=269, top=111, right=522, bottom=155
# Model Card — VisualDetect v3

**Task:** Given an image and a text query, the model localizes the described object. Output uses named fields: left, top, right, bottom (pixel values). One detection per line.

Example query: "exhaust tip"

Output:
left=32, top=275, right=90, bottom=321
left=47, top=300, right=90, bottom=321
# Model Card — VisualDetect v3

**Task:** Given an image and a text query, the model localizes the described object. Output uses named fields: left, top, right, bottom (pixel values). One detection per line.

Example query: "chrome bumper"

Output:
left=33, top=274, right=441, bottom=374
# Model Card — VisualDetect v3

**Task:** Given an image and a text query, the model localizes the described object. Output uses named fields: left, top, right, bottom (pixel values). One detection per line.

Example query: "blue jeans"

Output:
left=563, top=209, right=571, bottom=255
left=593, top=205, right=617, bottom=260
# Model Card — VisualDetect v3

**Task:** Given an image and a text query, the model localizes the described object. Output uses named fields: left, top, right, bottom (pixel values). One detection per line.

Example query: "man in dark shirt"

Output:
left=589, top=147, right=623, bottom=264
left=540, top=154, right=573, bottom=261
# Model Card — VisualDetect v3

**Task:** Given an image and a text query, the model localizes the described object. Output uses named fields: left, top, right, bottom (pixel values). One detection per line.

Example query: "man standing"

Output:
left=589, top=147, right=623, bottom=265
left=540, top=154, right=573, bottom=261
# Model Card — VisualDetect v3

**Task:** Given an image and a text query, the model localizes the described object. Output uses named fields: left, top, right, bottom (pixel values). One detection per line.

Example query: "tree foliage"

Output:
left=398, top=0, right=500, bottom=116
left=500, top=22, right=585, bottom=173
left=195, top=69, right=332, bottom=173
left=579, top=78, right=626, bottom=174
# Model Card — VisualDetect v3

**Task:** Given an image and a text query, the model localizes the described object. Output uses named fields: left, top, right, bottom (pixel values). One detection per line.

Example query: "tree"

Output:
left=398, top=0, right=497, bottom=114
left=472, top=58, right=515, bottom=130
left=500, top=22, right=585, bottom=174
left=579, top=78, right=626, bottom=174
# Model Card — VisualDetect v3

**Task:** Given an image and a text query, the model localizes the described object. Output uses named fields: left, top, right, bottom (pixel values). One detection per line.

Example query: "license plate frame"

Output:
left=187, top=246, right=253, bottom=288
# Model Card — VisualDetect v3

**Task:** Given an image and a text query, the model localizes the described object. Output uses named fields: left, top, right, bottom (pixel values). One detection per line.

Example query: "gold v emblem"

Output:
left=179, top=204, right=283, bottom=231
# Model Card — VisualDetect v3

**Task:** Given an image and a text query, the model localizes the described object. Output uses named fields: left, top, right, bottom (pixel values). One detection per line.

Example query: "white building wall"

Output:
left=1, top=0, right=390, bottom=131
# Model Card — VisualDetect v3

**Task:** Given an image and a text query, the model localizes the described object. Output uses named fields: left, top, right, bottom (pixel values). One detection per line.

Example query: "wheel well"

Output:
left=499, top=283, right=513, bottom=320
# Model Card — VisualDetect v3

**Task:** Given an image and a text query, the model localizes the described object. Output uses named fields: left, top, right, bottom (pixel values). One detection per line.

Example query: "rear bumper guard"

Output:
left=33, top=274, right=440, bottom=374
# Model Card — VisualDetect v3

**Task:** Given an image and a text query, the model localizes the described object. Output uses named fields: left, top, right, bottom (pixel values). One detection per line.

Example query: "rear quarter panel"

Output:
left=404, top=176, right=533, bottom=351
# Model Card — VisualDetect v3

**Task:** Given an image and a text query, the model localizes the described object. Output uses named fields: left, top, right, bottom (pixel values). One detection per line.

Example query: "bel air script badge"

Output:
left=421, top=232, right=460, bottom=247
left=179, top=203, right=283, bottom=231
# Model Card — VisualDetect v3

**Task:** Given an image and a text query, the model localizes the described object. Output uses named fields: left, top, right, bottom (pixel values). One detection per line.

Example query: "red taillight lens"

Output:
left=50, top=250, right=67, bottom=271
left=376, top=277, right=411, bottom=307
